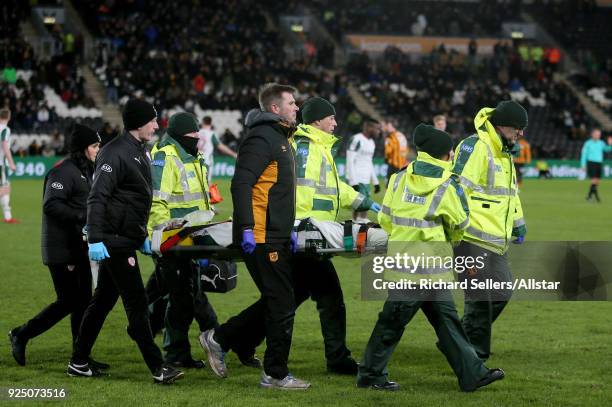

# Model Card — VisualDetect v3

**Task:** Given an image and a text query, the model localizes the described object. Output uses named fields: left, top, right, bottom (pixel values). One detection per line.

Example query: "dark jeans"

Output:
left=151, top=256, right=218, bottom=363
left=216, top=243, right=295, bottom=379
left=17, top=260, right=92, bottom=343
left=72, top=249, right=163, bottom=374
left=455, top=241, right=512, bottom=360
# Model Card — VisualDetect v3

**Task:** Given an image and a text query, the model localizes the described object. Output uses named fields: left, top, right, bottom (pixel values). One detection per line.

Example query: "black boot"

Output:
left=8, top=329, right=27, bottom=366
left=462, top=368, right=505, bottom=392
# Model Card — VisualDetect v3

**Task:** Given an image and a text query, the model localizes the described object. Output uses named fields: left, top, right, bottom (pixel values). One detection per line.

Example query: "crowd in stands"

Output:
left=1, top=1, right=97, bottom=133
left=318, top=0, right=524, bottom=39
left=2, top=0, right=608, bottom=162
left=530, top=0, right=612, bottom=116
left=75, top=0, right=346, bottom=122
left=530, top=0, right=610, bottom=82
left=349, top=40, right=594, bottom=158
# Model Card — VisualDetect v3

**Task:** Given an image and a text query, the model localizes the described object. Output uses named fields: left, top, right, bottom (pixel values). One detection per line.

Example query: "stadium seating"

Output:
left=348, top=40, right=594, bottom=158
left=318, top=0, right=524, bottom=39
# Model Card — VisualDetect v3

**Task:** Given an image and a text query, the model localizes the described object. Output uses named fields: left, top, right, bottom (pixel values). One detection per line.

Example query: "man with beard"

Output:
left=199, top=83, right=310, bottom=390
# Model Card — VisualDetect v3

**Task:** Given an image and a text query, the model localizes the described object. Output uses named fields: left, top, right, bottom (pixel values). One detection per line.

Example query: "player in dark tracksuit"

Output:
left=68, top=99, right=182, bottom=384
left=199, top=83, right=310, bottom=389
left=9, top=125, right=104, bottom=368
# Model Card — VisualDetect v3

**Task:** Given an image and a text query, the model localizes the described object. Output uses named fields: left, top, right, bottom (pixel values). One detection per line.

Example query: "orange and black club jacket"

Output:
left=231, top=110, right=296, bottom=245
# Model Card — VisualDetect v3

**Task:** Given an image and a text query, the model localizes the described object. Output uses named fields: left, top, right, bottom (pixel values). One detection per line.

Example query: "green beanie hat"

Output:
left=167, top=112, right=199, bottom=138
left=412, top=123, right=453, bottom=159
left=489, top=100, right=528, bottom=129
left=301, top=97, right=336, bottom=124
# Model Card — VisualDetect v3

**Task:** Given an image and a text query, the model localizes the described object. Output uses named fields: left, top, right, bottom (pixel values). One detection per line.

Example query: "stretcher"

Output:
left=151, top=211, right=389, bottom=261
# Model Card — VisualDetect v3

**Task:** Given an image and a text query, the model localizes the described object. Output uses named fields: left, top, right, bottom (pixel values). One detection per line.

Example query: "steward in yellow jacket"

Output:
left=146, top=112, right=217, bottom=368
left=357, top=124, right=505, bottom=392
left=291, top=97, right=379, bottom=374
left=451, top=100, right=528, bottom=360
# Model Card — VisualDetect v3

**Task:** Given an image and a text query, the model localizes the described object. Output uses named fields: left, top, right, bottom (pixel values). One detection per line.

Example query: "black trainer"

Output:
left=328, top=357, right=359, bottom=375
left=169, top=358, right=206, bottom=369
left=153, top=365, right=184, bottom=384
left=89, top=358, right=110, bottom=370
left=67, top=361, right=104, bottom=377
left=357, top=381, right=400, bottom=391
left=238, top=354, right=261, bottom=369
left=463, top=368, right=505, bottom=392
left=8, top=329, right=27, bottom=366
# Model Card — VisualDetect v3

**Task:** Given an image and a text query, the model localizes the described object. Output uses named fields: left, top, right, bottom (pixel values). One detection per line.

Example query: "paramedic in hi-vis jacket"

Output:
left=451, top=100, right=528, bottom=361
left=292, top=97, right=381, bottom=374
left=147, top=112, right=218, bottom=369
left=357, top=124, right=504, bottom=392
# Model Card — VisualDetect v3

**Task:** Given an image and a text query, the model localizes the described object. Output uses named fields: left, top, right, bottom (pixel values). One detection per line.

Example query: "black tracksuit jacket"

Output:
left=41, top=157, right=91, bottom=264
left=87, top=132, right=152, bottom=249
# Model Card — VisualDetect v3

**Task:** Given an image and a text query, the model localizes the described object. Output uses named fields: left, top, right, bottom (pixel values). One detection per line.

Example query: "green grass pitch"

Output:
left=0, top=179, right=611, bottom=406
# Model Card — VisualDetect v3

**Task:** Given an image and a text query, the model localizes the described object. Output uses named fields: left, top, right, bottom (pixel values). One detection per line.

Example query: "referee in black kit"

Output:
left=68, top=99, right=182, bottom=384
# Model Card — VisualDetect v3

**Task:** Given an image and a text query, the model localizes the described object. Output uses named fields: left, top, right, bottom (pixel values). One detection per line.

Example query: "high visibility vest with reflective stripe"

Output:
left=378, top=153, right=469, bottom=281
left=452, top=107, right=526, bottom=254
left=293, top=124, right=369, bottom=221
left=379, top=154, right=469, bottom=244
left=147, top=136, right=211, bottom=236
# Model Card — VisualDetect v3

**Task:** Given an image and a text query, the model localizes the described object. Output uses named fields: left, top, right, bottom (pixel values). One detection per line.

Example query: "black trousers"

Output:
left=150, top=256, right=218, bottom=363
left=215, top=243, right=295, bottom=379
left=455, top=241, right=512, bottom=360
left=72, top=249, right=163, bottom=374
left=17, top=260, right=92, bottom=343
left=293, top=256, right=351, bottom=365
left=216, top=256, right=351, bottom=367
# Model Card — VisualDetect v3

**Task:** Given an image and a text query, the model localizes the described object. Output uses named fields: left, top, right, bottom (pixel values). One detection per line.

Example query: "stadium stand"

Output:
left=349, top=40, right=592, bottom=158
left=530, top=0, right=612, bottom=117
left=2, top=0, right=609, bottom=159
left=1, top=0, right=102, bottom=142
left=318, top=0, right=524, bottom=39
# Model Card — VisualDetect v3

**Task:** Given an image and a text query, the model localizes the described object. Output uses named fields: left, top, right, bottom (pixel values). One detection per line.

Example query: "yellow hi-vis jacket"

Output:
left=379, top=152, right=469, bottom=243
left=451, top=107, right=526, bottom=255
left=293, top=124, right=372, bottom=221
left=379, top=152, right=469, bottom=280
left=147, top=135, right=211, bottom=236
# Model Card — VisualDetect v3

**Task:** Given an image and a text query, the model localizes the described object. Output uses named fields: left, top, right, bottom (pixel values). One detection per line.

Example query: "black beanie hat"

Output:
left=167, top=112, right=199, bottom=138
left=301, top=97, right=336, bottom=124
left=489, top=100, right=528, bottom=129
left=412, top=123, right=453, bottom=159
left=122, top=99, right=157, bottom=130
left=69, top=124, right=101, bottom=152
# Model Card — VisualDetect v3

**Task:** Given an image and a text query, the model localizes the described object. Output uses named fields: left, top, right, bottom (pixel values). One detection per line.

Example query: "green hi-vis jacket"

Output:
left=379, top=152, right=469, bottom=280
left=292, top=124, right=372, bottom=221
left=452, top=107, right=526, bottom=255
left=147, top=135, right=211, bottom=236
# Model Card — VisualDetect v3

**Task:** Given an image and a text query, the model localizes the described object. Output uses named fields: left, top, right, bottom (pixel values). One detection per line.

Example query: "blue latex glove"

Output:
left=89, top=242, right=110, bottom=261
left=140, top=237, right=152, bottom=255
left=290, top=231, right=298, bottom=254
left=370, top=202, right=382, bottom=213
left=198, top=259, right=210, bottom=268
left=512, top=235, right=525, bottom=244
left=241, top=229, right=256, bottom=254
